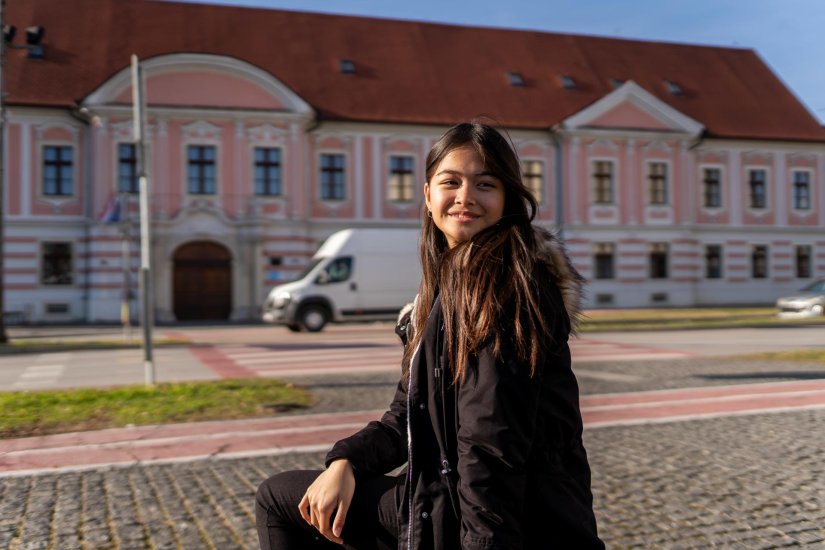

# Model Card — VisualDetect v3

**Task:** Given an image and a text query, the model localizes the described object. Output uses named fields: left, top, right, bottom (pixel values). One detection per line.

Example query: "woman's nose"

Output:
left=455, top=183, right=476, bottom=205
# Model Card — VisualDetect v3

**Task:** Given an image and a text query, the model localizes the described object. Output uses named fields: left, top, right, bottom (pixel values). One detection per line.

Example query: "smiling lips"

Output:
left=448, top=211, right=481, bottom=222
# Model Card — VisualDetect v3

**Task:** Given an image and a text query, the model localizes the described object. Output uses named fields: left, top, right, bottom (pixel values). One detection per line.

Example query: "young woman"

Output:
left=256, top=122, right=604, bottom=549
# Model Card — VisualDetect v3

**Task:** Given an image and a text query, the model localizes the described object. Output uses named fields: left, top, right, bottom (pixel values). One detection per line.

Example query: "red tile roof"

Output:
left=5, top=0, right=825, bottom=142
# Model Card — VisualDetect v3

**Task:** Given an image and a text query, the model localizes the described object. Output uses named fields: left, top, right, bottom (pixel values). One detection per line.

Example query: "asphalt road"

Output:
left=3, top=323, right=825, bottom=390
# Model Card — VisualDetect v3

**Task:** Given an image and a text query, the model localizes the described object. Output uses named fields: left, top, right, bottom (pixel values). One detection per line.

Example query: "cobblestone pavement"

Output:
left=3, top=357, right=825, bottom=549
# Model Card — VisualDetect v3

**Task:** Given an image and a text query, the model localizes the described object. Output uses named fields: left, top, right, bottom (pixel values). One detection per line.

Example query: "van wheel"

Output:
left=286, top=323, right=302, bottom=332
left=298, top=305, right=329, bottom=332
left=812, top=304, right=825, bottom=316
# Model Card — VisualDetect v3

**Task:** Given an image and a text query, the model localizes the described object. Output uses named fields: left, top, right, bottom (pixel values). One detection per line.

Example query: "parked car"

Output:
left=776, top=278, right=825, bottom=318
left=262, top=228, right=421, bottom=331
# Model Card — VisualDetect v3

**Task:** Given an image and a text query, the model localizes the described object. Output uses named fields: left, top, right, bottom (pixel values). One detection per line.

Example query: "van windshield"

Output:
left=296, top=258, right=324, bottom=281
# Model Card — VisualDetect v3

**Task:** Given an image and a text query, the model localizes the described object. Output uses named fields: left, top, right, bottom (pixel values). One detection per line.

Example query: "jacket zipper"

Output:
left=405, top=340, right=421, bottom=550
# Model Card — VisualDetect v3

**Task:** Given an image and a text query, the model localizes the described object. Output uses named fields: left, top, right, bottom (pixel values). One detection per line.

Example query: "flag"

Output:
left=100, top=195, right=122, bottom=224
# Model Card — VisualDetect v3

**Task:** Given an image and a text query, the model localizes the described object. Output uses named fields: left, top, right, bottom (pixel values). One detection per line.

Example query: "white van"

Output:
left=262, top=228, right=421, bottom=331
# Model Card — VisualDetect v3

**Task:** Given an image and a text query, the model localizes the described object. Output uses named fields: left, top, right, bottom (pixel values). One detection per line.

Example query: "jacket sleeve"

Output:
left=325, top=373, right=409, bottom=474
left=455, top=341, right=544, bottom=550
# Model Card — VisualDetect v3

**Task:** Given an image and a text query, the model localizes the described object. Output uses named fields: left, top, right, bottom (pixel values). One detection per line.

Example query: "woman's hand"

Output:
left=298, top=458, right=356, bottom=545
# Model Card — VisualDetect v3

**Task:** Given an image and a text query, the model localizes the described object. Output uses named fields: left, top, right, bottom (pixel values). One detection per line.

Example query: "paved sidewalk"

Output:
left=3, top=359, right=825, bottom=548
left=4, top=378, right=825, bottom=475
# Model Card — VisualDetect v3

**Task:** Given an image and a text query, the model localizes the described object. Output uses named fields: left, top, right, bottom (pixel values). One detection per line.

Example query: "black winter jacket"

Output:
left=327, top=230, right=604, bottom=550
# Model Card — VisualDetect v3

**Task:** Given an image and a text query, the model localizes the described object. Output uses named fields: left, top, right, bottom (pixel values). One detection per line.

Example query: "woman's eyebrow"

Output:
left=435, top=169, right=495, bottom=177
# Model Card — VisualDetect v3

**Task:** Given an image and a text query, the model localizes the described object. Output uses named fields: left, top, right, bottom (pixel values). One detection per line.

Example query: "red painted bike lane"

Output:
left=3, top=379, right=825, bottom=475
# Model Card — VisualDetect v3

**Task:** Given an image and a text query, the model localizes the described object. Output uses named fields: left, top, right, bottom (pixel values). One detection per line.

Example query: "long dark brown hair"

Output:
left=403, top=122, right=549, bottom=383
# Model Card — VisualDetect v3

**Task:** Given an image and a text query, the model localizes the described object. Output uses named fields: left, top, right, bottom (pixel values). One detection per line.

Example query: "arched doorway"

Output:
left=173, top=241, right=232, bottom=321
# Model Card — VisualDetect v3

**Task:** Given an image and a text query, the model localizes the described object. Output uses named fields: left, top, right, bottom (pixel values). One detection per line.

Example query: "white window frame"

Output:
left=699, top=163, right=725, bottom=212
left=317, top=150, right=348, bottom=203
left=704, top=243, right=724, bottom=280
left=182, top=139, right=221, bottom=197
left=521, top=158, right=546, bottom=205
left=795, top=244, right=813, bottom=279
left=39, top=240, right=75, bottom=288
left=645, top=160, right=670, bottom=206
left=744, top=165, right=771, bottom=212
left=590, top=157, right=617, bottom=205
left=751, top=244, right=769, bottom=279
left=252, top=146, right=285, bottom=197
left=790, top=168, right=814, bottom=212
left=649, top=242, right=669, bottom=279
left=38, top=142, right=78, bottom=200
left=386, top=154, right=417, bottom=204
left=115, top=141, right=139, bottom=194
left=592, top=242, right=616, bottom=280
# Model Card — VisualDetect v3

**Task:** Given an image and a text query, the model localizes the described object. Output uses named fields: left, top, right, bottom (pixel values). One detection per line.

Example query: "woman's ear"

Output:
left=424, top=182, right=431, bottom=211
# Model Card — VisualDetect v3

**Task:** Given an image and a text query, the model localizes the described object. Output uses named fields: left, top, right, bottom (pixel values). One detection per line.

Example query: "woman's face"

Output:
left=424, top=146, right=505, bottom=248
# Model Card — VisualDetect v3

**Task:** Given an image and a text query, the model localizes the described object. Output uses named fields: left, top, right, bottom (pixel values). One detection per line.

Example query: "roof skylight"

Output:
left=559, top=75, right=576, bottom=89
left=507, top=72, right=524, bottom=87
left=665, top=80, right=684, bottom=96
left=339, top=59, right=356, bottom=75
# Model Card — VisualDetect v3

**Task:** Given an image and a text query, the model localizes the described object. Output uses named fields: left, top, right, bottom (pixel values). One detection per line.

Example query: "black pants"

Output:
left=255, top=470, right=401, bottom=550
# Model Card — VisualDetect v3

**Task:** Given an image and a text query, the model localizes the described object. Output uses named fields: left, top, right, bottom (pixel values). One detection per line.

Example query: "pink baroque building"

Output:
left=3, top=0, right=825, bottom=322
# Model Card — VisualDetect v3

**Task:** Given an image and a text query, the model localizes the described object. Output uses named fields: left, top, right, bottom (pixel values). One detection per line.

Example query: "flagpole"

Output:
left=132, top=55, right=154, bottom=385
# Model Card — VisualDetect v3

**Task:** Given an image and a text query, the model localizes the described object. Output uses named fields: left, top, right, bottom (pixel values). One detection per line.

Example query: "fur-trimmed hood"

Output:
left=533, top=225, right=585, bottom=332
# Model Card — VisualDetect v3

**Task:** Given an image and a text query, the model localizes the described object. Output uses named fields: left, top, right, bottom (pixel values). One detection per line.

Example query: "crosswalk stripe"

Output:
left=207, top=338, right=693, bottom=380
left=234, top=353, right=402, bottom=367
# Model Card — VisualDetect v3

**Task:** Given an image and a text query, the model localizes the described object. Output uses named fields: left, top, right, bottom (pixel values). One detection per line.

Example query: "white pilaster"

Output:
left=21, top=123, right=32, bottom=215
left=372, top=137, right=381, bottom=220
left=774, top=151, right=787, bottom=227
left=234, top=121, right=244, bottom=201
left=626, top=138, right=636, bottom=224
left=355, top=135, right=364, bottom=220
left=290, top=123, right=299, bottom=218
left=95, top=117, right=107, bottom=201
left=680, top=141, right=691, bottom=224
left=160, top=119, right=169, bottom=208
left=729, top=149, right=742, bottom=226
left=421, top=138, right=430, bottom=204
left=819, top=152, right=825, bottom=228
left=570, top=137, right=580, bottom=224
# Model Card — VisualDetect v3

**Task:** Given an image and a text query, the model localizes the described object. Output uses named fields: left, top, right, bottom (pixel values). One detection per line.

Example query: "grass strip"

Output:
left=0, top=378, right=311, bottom=439
left=583, top=307, right=777, bottom=321
left=579, top=316, right=825, bottom=332
left=578, top=308, right=825, bottom=331
left=736, top=349, right=825, bottom=363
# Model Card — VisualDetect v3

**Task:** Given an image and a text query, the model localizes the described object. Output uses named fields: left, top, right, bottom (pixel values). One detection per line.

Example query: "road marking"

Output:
left=233, top=349, right=401, bottom=366
left=574, top=369, right=643, bottom=382
left=570, top=338, right=695, bottom=363
left=38, top=353, right=71, bottom=362
left=11, top=364, right=65, bottom=388
left=18, top=366, right=64, bottom=379
left=205, top=340, right=692, bottom=380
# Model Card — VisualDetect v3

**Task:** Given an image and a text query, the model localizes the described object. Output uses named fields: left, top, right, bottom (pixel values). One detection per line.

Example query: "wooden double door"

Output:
left=173, top=241, right=232, bottom=321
